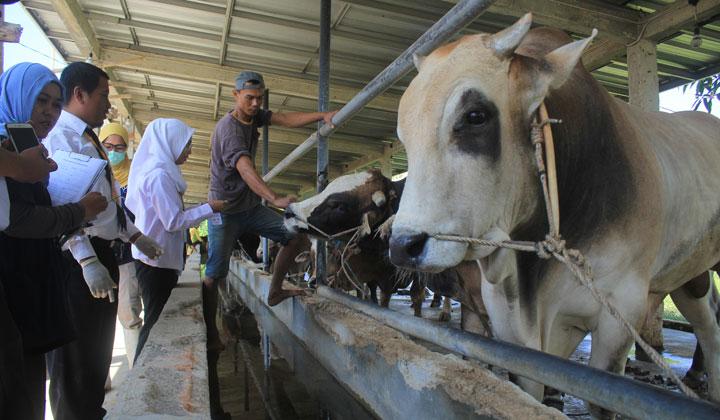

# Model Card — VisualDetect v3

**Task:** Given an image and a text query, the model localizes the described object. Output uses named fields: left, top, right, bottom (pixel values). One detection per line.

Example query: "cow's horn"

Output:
left=413, top=53, right=426, bottom=71
left=490, top=13, right=532, bottom=58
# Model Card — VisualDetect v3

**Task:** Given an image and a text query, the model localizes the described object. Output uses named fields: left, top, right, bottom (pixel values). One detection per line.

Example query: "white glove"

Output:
left=80, top=257, right=117, bottom=301
left=134, top=234, right=163, bottom=259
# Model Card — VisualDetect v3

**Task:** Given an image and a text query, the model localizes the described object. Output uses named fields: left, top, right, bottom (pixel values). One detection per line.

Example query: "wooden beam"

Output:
left=347, top=0, right=640, bottom=41
left=212, top=83, right=222, bottom=121
left=584, top=0, right=720, bottom=71
left=49, top=0, right=100, bottom=57
left=99, top=46, right=401, bottom=113
left=148, top=0, right=412, bottom=51
left=87, top=12, right=220, bottom=42
left=49, top=0, right=136, bottom=121
left=86, top=9, right=399, bottom=70
left=0, top=21, right=22, bottom=42
left=219, top=0, right=236, bottom=65
left=111, top=81, right=217, bottom=100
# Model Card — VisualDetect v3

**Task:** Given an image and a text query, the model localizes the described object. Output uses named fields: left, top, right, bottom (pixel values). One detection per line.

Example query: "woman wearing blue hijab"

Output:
left=0, top=63, right=107, bottom=419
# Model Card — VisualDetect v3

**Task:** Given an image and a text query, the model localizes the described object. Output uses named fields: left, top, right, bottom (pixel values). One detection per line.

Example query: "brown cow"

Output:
left=285, top=169, right=486, bottom=325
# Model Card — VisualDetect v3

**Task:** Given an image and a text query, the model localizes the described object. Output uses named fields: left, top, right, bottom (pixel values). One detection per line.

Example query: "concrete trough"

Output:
left=226, top=258, right=563, bottom=419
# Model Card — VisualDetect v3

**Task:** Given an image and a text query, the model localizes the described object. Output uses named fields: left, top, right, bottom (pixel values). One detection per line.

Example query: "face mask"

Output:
left=107, top=150, right=127, bottom=166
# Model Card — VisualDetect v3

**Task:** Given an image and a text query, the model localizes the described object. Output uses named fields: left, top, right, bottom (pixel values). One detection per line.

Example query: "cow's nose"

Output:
left=284, top=207, right=295, bottom=220
left=389, top=232, right=428, bottom=266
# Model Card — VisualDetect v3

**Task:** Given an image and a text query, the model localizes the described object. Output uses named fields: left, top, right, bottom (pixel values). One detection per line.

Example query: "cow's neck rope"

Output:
left=431, top=102, right=697, bottom=399
left=289, top=215, right=369, bottom=296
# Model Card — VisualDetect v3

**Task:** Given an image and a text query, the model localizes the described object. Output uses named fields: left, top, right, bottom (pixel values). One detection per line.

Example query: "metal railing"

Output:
left=317, top=286, right=720, bottom=420
left=262, top=0, right=497, bottom=182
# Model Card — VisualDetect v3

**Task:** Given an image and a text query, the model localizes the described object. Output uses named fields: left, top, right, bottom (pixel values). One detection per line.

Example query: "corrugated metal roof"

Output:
left=20, top=0, right=720, bottom=202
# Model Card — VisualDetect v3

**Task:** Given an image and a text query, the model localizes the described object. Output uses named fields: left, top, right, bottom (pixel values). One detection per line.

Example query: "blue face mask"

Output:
left=107, top=150, right=127, bottom=166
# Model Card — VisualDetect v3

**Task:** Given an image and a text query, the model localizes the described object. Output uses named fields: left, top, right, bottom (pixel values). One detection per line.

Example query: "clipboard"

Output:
left=47, top=150, right=108, bottom=205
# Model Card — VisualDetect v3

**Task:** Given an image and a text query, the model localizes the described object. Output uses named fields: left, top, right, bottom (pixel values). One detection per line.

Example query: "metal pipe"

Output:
left=263, top=0, right=496, bottom=182
left=317, top=286, right=720, bottom=420
left=262, top=88, right=270, bottom=272
left=315, top=0, right=330, bottom=286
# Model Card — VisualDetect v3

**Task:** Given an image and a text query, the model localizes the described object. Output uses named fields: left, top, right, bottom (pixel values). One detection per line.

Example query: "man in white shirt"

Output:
left=43, top=62, right=162, bottom=420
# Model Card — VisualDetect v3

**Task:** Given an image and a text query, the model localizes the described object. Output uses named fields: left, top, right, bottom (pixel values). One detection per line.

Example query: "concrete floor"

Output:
left=43, top=255, right=203, bottom=420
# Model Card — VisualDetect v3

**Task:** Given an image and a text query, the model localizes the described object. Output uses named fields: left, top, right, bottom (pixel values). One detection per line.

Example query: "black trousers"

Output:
left=46, top=238, right=118, bottom=420
left=0, top=283, right=35, bottom=420
left=134, top=261, right=178, bottom=363
left=24, top=353, right=46, bottom=420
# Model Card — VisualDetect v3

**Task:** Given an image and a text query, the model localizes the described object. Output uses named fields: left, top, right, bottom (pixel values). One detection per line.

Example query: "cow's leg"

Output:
left=671, top=272, right=720, bottom=403
left=379, top=289, right=391, bottom=308
left=430, top=293, right=442, bottom=308
left=587, top=308, right=638, bottom=419
left=460, top=304, right=491, bottom=336
left=635, top=292, right=665, bottom=362
left=410, top=280, right=424, bottom=318
left=685, top=344, right=706, bottom=390
left=542, top=325, right=588, bottom=411
left=367, top=281, right=378, bottom=303
left=438, top=297, right=452, bottom=322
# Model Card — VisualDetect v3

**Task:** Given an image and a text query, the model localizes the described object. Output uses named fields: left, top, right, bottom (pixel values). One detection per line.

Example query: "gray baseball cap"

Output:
left=235, top=71, right=265, bottom=90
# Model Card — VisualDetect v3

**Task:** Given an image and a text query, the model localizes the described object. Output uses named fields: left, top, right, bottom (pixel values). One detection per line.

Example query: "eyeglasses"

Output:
left=102, top=142, right=127, bottom=152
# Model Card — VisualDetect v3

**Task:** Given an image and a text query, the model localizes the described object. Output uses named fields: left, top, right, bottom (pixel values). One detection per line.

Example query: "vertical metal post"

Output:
left=262, top=88, right=270, bottom=272
left=315, top=0, right=331, bottom=286
left=262, top=333, right=271, bottom=370
left=0, top=6, right=5, bottom=74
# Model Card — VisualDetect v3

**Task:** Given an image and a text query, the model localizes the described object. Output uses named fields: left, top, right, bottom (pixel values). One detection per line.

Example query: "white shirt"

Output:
left=43, top=110, right=140, bottom=260
left=131, top=169, right=213, bottom=271
left=0, top=177, right=8, bottom=231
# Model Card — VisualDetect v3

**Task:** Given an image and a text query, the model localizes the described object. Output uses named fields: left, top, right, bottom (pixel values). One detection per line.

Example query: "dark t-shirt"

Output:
left=209, top=109, right=272, bottom=214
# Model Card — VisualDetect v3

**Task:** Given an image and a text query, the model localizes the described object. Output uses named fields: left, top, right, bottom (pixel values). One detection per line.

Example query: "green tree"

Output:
left=683, top=73, right=720, bottom=113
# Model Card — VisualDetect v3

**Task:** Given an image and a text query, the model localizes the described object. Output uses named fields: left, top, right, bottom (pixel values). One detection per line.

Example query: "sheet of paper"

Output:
left=209, top=213, right=223, bottom=225
left=47, top=150, right=107, bottom=205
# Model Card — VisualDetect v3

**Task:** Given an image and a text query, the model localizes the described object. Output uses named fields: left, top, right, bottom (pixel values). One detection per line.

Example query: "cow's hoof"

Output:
left=438, top=311, right=451, bottom=322
left=683, top=370, right=707, bottom=391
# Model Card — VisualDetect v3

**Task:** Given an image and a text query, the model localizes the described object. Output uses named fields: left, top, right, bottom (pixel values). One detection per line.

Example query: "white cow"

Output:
left=388, top=13, right=720, bottom=416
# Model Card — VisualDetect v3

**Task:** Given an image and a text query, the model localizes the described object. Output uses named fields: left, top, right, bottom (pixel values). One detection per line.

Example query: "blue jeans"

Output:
left=205, top=204, right=292, bottom=280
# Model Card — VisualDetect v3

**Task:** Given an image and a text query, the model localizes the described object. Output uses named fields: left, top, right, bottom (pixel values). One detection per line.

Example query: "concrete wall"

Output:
left=227, top=258, right=564, bottom=420
left=105, top=284, right=211, bottom=420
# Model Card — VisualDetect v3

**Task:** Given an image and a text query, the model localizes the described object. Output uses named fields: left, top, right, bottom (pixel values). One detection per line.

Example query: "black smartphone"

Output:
left=5, top=123, right=40, bottom=153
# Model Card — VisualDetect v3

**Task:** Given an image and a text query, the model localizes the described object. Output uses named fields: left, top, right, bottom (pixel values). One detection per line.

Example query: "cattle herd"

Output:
left=233, top=13, right=720, bottom=419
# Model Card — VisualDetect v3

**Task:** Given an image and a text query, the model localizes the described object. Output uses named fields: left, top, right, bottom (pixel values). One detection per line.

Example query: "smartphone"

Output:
left=5, top=123, right=40, bottom=153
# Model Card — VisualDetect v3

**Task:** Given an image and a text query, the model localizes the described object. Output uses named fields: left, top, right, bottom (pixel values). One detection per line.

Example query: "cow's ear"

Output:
left=542, top=29, right=597, bottom=89
left=489, top=13, right=532, bottom=58
left=522, top=29, right=597, bottom=117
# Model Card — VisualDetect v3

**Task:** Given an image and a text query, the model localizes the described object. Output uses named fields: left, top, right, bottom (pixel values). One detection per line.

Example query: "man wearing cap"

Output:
left=203, top=71, right=335, bottom=348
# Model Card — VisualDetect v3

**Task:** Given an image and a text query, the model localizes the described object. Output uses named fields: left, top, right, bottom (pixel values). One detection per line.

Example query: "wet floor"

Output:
left=216, top=288, right=377, bottom=420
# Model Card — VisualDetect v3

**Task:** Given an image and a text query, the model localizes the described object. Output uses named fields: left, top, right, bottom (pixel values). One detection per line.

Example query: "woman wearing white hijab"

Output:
left=126, top=118, right=224, bottom=360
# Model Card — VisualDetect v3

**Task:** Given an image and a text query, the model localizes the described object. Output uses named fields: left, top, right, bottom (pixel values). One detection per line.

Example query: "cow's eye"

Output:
left=465, top=110, right=487, bottom=125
